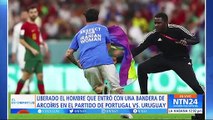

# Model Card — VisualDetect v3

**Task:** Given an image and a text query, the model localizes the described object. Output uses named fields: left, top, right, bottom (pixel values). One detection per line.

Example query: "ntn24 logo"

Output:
left=173, top=98, right=198, bottom=105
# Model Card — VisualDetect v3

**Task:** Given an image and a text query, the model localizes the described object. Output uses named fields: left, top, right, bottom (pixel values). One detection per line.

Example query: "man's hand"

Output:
left=40, top=42, right=49, bottom=55
left=66, top=49, right=82, bottom=69
left=20, top=39, right=39, bottom=56
left=175, top=39, right=188, bottom=46
left=77, top=60, right=82, bottom=69
left=66, top=49, right=72, bottom=58
left=31, top=48, right=39, bottom=56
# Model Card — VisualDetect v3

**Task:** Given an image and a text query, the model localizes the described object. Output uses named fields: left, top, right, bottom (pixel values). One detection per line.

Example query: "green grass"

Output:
left=9, top=114, right=192, bottom=120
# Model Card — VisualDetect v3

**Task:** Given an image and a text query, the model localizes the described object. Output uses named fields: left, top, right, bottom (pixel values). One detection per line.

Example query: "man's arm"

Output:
left=131, top=38, right=153, bottom=57
left=39, top=34, right=49, bottom=55
left=176, top=37, right=199, bottom=47
left=20, top=39, right=39, bottom=56
left=131, top=43, right=148, bottom=57
left=176, top=25, right=200, bottom=46
left=184, top=36, right=199, bottom=45
left=66, top=49, right=82, bottom=69
left=131, top=31, right=155, bottom=57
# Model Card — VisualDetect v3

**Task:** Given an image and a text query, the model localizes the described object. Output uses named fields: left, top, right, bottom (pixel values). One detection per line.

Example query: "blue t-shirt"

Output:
left=69, top=23, right=113, bottom=69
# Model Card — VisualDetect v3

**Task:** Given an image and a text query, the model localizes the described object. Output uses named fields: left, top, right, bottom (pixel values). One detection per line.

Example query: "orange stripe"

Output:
left=174, top=94, right=197, bottom=98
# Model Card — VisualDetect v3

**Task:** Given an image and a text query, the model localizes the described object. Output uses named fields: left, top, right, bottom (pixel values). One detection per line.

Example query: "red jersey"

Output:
left=20, top=21, right=41, bottom=45
left=20, top=21, right=42, bottom=61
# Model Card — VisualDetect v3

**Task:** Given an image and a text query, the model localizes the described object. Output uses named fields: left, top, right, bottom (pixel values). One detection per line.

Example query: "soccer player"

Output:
left=15, top=5, right=45, bottom=94
left=66, top=8, right=133, bottom=119
left=11, top=10, right=32, bottom=94
left=131, top=12, right=204, bottom=120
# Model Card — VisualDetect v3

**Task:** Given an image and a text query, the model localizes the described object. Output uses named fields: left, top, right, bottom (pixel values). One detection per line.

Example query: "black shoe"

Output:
left=191, top=116, right=196, bottom=120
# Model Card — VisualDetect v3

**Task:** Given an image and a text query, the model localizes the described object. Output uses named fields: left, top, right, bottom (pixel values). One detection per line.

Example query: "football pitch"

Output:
left=9, top=114, right=192, bottom=120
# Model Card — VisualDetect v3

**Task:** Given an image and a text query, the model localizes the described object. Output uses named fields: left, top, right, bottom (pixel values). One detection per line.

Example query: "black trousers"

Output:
left=138, top=54, right=205, bottom=119
left=137, top=54, right=204, bottom=95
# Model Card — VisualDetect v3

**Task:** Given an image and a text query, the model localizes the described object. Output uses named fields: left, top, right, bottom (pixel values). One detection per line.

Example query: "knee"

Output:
left=37, top=74, right=43, bottom=81
left=21, top=73, right=31, bottom=80
left=138, top=64, right=146, bottom=74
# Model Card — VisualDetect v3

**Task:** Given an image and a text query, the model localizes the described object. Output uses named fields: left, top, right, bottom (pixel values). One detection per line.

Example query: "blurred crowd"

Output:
left=9, top=0, right=205, bottom=64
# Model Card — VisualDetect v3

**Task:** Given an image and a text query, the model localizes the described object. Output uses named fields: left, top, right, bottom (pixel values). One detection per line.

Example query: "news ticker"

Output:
left=11, top=94, right=203, bottom=114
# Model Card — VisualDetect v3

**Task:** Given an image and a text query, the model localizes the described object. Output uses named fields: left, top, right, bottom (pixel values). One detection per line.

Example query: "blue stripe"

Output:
left=206, top=0, right=213, bottom=119
left=0, top=0, right=7, bottom=119
left=11, top=108, right=167, bottom=114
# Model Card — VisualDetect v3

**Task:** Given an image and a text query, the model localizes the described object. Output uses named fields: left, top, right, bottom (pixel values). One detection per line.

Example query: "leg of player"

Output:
left=84, top=67, right=106, bottom=94
left=36, top=73, right=45, bottom=94
left=172, top=59, right=205, bottom=120
left=18, top=55, right=31, bottom=94
left=100, top=64, right=123, bottom=94
left=137, top=54, right=170, bottom=94
left=100, top=64, right=133, bottom=119
left=15, top=71, right=32, bottom=94
left=35, top=60, right=45, bottom=94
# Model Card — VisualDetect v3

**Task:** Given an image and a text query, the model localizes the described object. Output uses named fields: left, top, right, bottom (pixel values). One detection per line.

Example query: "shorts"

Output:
left=24, top=60, right=43, bottom=73
left=84, top=64, right=122, bottom=91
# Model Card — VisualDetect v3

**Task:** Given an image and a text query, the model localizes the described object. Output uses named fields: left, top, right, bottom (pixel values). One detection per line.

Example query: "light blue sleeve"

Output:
left=69, top=34, right=79, bottom=50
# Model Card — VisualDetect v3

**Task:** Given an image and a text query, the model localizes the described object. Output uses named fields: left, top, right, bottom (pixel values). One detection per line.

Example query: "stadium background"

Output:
left=8, top=0, right=205, bottom=119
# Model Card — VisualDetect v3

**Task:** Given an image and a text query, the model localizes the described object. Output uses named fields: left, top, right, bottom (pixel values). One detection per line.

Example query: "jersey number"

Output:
left=32, top=33, right=37, bottom=41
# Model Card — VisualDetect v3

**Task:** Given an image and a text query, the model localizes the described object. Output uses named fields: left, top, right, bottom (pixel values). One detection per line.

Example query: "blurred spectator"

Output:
left=170, top=3, right=186, bottom=25
left=58, top=3, right=71, bottom=22
left=69, top=9, right=83, bottom=29
left=58, top=22, right=73, bottom=40
left=159, top=0, right=175, bottom=20
left=132, top=10, right=149, bottom=33
left=44, top=16, right=59, bottom=39
left=147, top=0, right=159, bottom=17
left=9, top=0, right=20, bottom=14
left=128, top=25, right=144, bottom=46
left=8, top=0, right=205, bottom=64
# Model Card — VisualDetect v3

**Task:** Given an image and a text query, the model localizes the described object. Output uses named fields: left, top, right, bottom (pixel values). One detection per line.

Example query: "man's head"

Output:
left=20, top=10, right=28, bottom=22
left=27, top=4, right=38, bottom=22
left=154, top=12, right=168, bottom=32
left=83, top=8, right=99, bottom=22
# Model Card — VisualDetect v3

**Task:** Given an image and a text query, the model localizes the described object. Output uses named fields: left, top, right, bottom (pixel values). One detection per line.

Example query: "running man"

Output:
left=66, top=8, right=133, bottom=119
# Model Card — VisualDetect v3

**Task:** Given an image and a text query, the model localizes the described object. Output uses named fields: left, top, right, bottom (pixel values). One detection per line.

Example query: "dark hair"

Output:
left=83, top=8, right=99, bottom=22
left=27, top=4, right=38, bottom=12
left=155, top=12, right=168, bottom=22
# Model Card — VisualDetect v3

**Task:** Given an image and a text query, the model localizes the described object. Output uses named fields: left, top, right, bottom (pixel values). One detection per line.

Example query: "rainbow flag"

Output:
left=108, top=25, right=137, bottom=87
